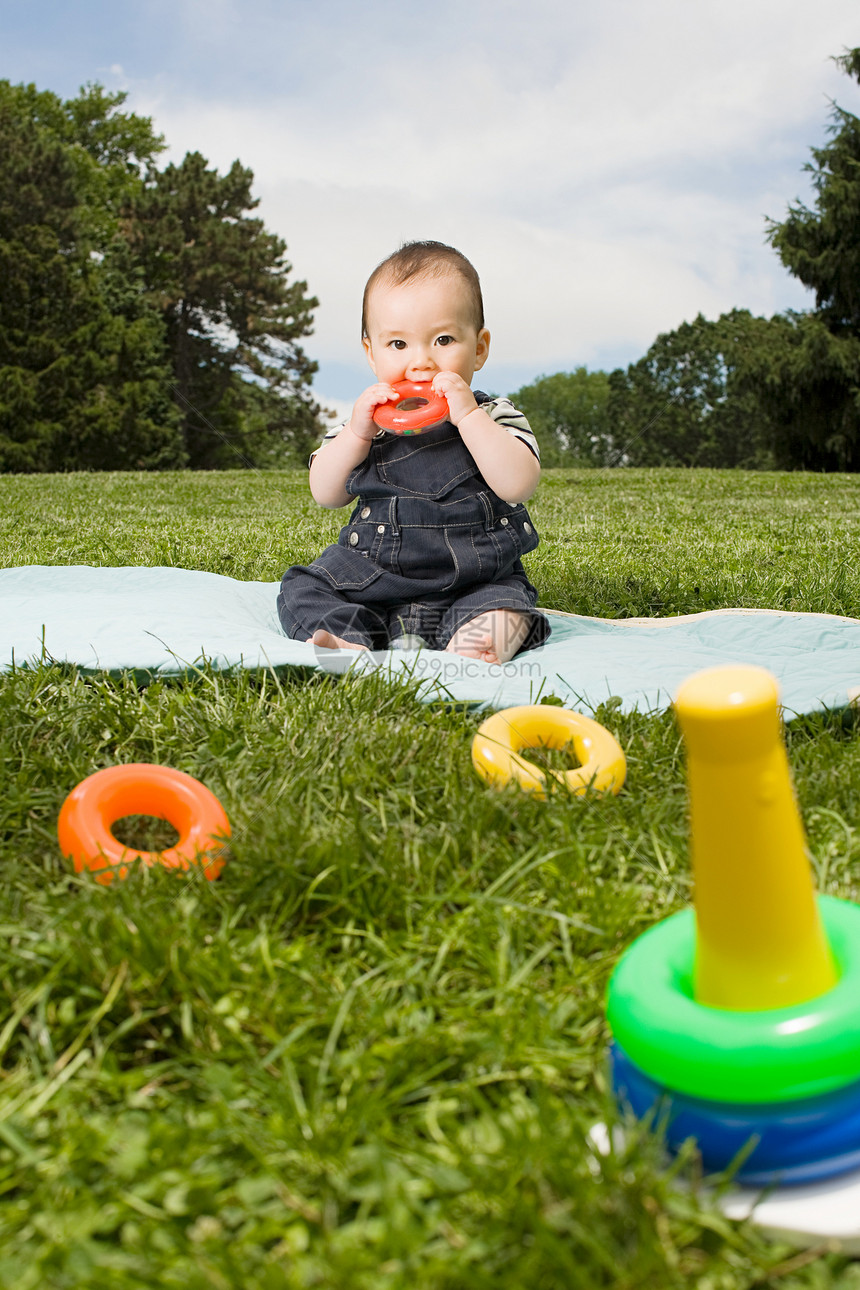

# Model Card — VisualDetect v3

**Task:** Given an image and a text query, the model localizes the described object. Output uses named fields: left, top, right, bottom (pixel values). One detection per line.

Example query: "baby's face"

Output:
left=363, top=271, right=490, bottom=388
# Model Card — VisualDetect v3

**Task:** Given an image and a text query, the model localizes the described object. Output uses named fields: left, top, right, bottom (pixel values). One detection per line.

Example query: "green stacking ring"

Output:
left=607, top=895, right=860, bottom=1104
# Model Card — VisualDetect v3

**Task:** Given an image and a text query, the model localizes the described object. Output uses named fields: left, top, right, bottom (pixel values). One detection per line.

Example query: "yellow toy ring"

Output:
left=58, top=763, right=231, bottom=885
left=471, top=705, right=626, bottom=799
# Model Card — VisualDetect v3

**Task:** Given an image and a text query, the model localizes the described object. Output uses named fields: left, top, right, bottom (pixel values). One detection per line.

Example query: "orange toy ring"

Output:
left=471, top=705, right=626, bottom=800
left=58, top=764, right=231, bottom=885
left=372, top=380, right=450, bottom=435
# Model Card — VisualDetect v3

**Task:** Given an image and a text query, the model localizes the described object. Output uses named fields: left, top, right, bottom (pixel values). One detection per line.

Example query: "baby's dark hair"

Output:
left=361, top=241, right=484, bottom=339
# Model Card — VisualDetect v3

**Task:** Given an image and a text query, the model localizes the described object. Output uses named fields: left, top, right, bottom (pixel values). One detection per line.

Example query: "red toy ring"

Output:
left=58, top=764, right=231, bottom=885
left=372, top=381, right=449, bottom=435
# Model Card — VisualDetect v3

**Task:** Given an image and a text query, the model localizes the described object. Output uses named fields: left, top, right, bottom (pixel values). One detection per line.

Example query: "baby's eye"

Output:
left=388, top=339, right=407, bottom=350
left=435, top=335, right=455, bottom=347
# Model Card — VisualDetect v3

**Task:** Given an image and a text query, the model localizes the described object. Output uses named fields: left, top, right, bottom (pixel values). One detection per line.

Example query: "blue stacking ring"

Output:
left=611, top=1042, right=860, bottom=1185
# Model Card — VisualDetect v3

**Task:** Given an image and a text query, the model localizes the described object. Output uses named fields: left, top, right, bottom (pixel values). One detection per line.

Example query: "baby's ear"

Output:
left=363, top=335, right=377, bottom=374
left=474, top=328, right=491, bottom=371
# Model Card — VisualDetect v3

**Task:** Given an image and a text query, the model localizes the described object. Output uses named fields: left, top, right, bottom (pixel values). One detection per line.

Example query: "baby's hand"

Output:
left=348, top=383, right=400, bottom=441
left=431, top=373, right=477, bottom=427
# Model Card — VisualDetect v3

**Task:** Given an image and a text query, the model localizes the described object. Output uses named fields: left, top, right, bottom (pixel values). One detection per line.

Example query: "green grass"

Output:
left=2, top=468, right=860, bottom=1288
left=4, top=467, right=860, bottom=616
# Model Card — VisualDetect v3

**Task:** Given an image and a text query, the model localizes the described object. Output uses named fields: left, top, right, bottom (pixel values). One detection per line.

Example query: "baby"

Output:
left=277, top=241, right=550, bottom=664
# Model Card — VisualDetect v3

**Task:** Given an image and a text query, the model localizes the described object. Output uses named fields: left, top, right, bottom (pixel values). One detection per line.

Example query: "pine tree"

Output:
left=0, top=81, right=184, bottom=471
left=127, top=151, right=321, bottom=468
left=761, top=48, right=860, bottom=469
left=0, top=81, right=322, bottom=472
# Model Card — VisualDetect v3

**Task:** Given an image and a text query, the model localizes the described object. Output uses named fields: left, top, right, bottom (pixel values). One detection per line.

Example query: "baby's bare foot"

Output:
left=445, top=633, right=502, bottom=665
left=308, top=629, right=368, bottom=651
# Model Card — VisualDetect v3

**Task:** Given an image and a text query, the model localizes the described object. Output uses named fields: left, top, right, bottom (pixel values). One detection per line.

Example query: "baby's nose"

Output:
left=408, top=349, right=436, bottom=377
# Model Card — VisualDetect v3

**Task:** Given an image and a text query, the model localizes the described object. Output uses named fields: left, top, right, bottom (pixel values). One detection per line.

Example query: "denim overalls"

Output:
left=278, top=403, right=551, bottom=653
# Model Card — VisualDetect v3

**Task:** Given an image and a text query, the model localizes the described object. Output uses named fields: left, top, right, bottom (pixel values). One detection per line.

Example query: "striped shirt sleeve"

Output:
left=477, top=395, right=540, bottom=461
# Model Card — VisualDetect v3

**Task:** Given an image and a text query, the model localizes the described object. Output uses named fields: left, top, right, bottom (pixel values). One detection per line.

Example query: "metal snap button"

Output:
left=348, top=531, right=359, bottom=546
left=499, top=517, right=509, bottom=526
left=361, top=506, right=371, bottom=518
left=377, top=524, right=385, bottom=534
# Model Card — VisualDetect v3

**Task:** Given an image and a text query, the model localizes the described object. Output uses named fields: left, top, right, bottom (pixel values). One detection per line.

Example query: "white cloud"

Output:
left=123, top=0, right=857, bottom=395
left=317, top=395, right=355, bottom=428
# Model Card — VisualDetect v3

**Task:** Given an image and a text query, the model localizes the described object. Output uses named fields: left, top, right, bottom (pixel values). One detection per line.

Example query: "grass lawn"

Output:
left=1, top=467, right=860, bottom=1289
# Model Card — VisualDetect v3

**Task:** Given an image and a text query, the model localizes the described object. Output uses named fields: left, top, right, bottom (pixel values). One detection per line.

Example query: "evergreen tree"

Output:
left=762, top=48, right=860, bottom=468
left=0, top=82, right=80, bottom=470
left=127, top=151, right=321, bottom=469
left=0, top=80, right=323, bottom=472
left=0, top=81, right=184, bottom=471
left=735, top=311, right=860, bottom=471
left=769, top=49, right=860, bottom=334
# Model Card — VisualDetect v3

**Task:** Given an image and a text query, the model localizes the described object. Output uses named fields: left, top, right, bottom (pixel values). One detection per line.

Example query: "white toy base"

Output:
left=588, top=1123, right=860, bottom=1254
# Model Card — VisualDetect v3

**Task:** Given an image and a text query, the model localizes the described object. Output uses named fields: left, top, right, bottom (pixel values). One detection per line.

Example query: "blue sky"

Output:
left=4, top=1, right=859, bottom=419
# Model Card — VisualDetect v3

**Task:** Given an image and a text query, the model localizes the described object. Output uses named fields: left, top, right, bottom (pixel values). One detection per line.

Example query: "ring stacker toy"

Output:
left=372, top=380, right=450, bottom=436
left=599, top=664, right=860, bottom=1252
left=472, top=704, right=626, bottom=799
left=58, top=764, right=231, bottom=885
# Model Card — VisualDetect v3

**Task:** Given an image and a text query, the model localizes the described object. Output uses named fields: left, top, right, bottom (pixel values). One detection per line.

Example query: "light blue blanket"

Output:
left=2, top=565, right=859, bottom=715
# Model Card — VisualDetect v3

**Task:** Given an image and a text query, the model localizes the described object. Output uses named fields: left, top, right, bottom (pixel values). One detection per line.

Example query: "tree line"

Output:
left=4, top=48, right=860, bottom=475
left=0, top=81, right=322, bottom=472
left=513, top=48, right=860, bottom=472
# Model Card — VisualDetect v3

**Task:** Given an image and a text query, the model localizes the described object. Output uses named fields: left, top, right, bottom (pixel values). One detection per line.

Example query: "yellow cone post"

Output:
left=674, top=664, right=837, bottom=1011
